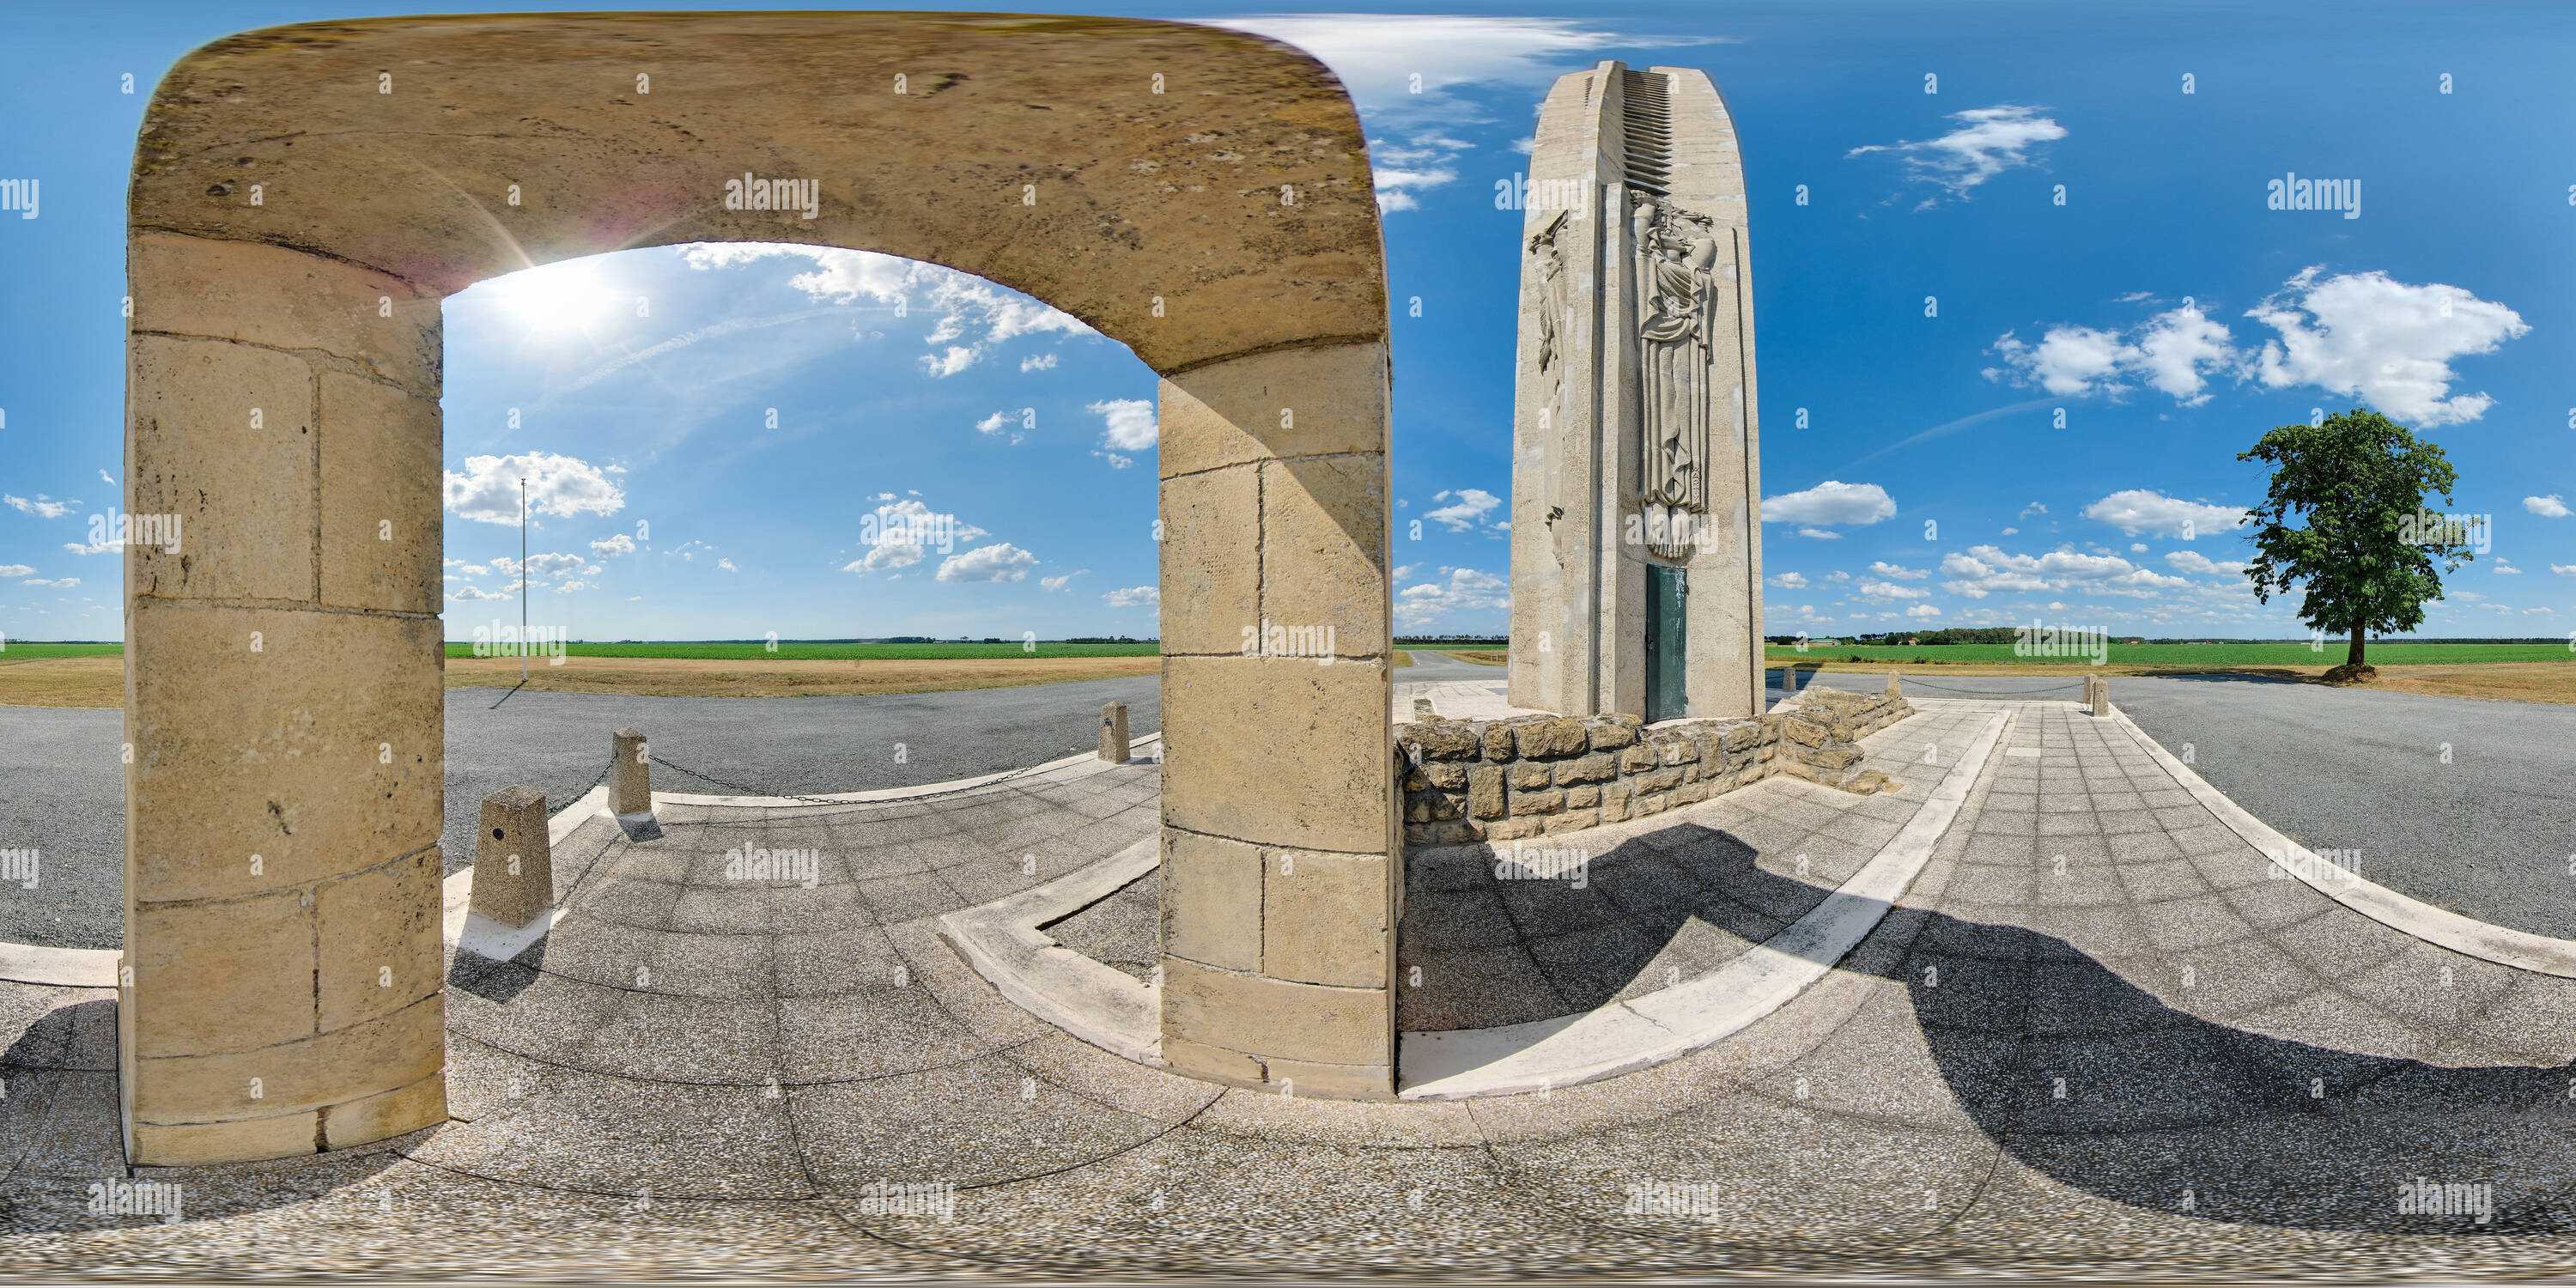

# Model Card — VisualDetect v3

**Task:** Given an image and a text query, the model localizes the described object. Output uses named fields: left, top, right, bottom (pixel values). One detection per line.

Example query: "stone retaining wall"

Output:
left=1398, top=687, right=1914, bottom=848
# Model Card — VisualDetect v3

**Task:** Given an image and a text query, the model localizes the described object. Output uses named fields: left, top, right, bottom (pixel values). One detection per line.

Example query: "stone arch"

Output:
left=122, top=12, right=1395, bottom=1165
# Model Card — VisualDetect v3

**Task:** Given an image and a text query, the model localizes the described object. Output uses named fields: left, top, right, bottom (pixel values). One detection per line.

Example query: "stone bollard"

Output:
left=2092, top=675, right=2111, bottom=717
left=612, top=727, right=653, bottom=816
left=1413, top=696, right=1435, bottom=721
left=1098, top=702, right=1130, bottom=762
left=471, top=786, right=552, bottom=929
left=1886, top=671, right=1902, bottom=696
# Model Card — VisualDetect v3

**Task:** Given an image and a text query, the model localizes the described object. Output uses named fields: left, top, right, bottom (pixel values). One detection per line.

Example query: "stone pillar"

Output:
left=470, top=787, right=552, bottom=929
left=1887, top=671, right=1902, bottom=696
left=1507, top=63, right=1763, bottom=722
left=1098, top=702, right=1131, bottom=762
left=1155, top=341, right=1399, bottom=1099
left=611, top=728, right=652, bottom=817
left=123, top=233, right=447, bottom=1165
left=2092, top=676, right=2111, bottom=717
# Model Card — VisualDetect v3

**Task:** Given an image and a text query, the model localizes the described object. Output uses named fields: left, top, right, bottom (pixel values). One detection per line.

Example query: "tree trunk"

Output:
left=2348, top=620, right=2366, bottom=668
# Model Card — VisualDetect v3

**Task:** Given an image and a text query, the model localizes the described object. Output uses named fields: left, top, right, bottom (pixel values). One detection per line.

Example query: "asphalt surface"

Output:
left=0, top=675, right=1157, bottom=951
left=1397, top=647, right=1511, bottom=681
left=1780, top=668, right=2576, bottom=941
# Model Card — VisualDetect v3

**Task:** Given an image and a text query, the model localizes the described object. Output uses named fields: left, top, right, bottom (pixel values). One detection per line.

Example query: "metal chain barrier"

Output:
left=644, top=751, right=1078, bottom=806
left=1893, top=677, right=2087, bottom=696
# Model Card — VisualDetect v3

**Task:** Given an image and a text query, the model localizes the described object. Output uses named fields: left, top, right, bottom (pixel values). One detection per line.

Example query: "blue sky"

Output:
left=3, top=2, right=2573, bottom=642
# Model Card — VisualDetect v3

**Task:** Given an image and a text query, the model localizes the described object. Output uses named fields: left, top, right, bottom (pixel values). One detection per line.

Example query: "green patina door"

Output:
left=1646, top=564, right=1687, bottom=722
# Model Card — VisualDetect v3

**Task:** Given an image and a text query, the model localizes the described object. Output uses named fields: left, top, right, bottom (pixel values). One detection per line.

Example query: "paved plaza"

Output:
left=1, top=698, right=2569, bottom=1276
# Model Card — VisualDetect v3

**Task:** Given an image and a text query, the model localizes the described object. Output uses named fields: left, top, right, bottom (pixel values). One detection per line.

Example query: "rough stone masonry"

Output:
left=1397, top=687, right=1912, bottom=848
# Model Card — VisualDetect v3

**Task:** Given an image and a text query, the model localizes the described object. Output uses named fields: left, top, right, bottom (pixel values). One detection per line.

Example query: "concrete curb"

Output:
left=1395, top=709, right=2011, bottom=1099
left=935, top=837, right=1163, bottom=1066
left=2109, top=708, right=2576, bottom=979
left=0, top=940, right=118, bottom=988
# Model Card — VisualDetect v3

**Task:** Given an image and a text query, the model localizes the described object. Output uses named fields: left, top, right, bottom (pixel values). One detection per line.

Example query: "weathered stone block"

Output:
left=612, top=728, right=652, bottom=816
left=1466, top=765, right=1505, bottom=820
left=130, top=890, right=313, bottom=1058
left=1511, top=788, right=1564, bottom=816
left=1587, top=721, right=1637, bottom=751
left=1484, top=817, right=1544, bottom=841
left=321, top=1071, right=447, bottom=1151
left=1262, top=1056, right=1394, bottom=1099
left=1480, top=723, right=1516, bottom=760
left=1264, top=849, right=1389, bottom=988
left=319, top=372, right=441, bottom=614
left=1517, top=718, right=1590, bottom=758
left=1161, top=1035, right=1265, bottom=1085
left=128, top=336, right=317, bottom=604
left=1157, top=463, right=1261, bottom=656
left=1161, top=960, right=1389, bottom=1066
left=130, top=993, right=445, bottom=1123
left=1261, top=454, right=1388, bottom=658
left=1555, top=753, right=1616, bottom=786
left=1159, top=343, right=1388, bottom=479
left=1507, top=762, right=1552, bottom=791
left=1099, top=701, right=1131, bottom=761
left=1163, top=829, right=1264, bottom=972
left=126, top=601, right=443, bottom=902
left=1162, top=654, right=1391, bottom=855
left=470, top=787, right=552, bottom=930
left=1407, top=720, right=1479, bottom=760
left=1543, top=811, right=1600, bottom=835
left=131, top=232, right=440, bottom=396
left=130, top=1114, right=320, bottom=1168
left=1640, top=768, right=1684, bottom=793
left=1633, top=792, right=1673, bottom=817
left=318, top=845, right=444, bottom=1033
left=1424, top=762, right=1467, bottom=790
left=1564, top=784, right=1601, bottom=809
left=1619, top=746, right=1658, bottom=773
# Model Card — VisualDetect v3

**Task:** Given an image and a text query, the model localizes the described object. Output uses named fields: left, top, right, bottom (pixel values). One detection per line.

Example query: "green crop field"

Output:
left=440, top=641, right=1161, bottom=660
left=0, top=642, right=123, bottom=659
left=1764, top=641, right=2574, bottom=667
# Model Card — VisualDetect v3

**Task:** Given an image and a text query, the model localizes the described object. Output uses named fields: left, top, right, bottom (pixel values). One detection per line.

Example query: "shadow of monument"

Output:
left=1407, top=821, right=2576, bottom=1234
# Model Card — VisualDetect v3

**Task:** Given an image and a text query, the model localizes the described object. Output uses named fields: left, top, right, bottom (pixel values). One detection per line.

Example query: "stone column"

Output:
left=123, top=233, right=447, bottom=1165
left=611, top=728, right=652, bottom=817
left=1507, top=63, right=1763, bottom=722
left=470, top=787, right=552, bottom=929
left=1098, top=701, right=1130, bottom=762
left=1155, top=341, right=1398, bottom=1098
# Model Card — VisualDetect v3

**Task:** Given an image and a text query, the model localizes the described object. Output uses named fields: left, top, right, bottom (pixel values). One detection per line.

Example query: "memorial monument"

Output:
left=1507, top=62, right=1765, bottom=721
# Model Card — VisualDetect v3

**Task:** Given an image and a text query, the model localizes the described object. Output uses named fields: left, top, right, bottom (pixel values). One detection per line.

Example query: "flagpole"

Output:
left=519, top=477, right=528, bottom=683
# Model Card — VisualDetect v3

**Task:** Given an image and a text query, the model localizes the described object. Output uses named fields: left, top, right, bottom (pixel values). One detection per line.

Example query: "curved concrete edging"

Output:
left=0, top=940, right=118, bottom=988
left=2108, top=707, right=2576, bottom=979
left=1394, top=709, right=2011, bottom=1100
left=934, top=837, right=1163, bottom=1066
left=647, top=734, right=1160, bottom=808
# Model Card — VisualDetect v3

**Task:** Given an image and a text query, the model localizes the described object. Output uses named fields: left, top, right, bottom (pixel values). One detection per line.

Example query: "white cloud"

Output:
left=2493, top=557, right=2521, bottom=575
left=489, top=552, right=591, bottom=581
left=1090, top=398, right=1157, bottom=452
left=717, top=558, right=738, bottom=573
left=1986, top=304, right=2237, bottom=405
left=2524, top=495, right=2571, bottom=519
left=3, top=495, right=74, bottom=519
left=1425, top=488, right=1502, bottom=532
left=1825, top=571, right=1852, bottom=582
left=920, top=345, right=978, bottom=379
left=444, top=452, right=625, bottom=526
left=2000, top=526, right=2019, bottom=536
left=97, top=470, right=116, bottom=486
left=447, top=585, right=511, bottom=601
left=1767, top=572, right=1809, bottom=589
left=1848, top=105, right=2067, bottom=204
left=1940, top=544, right=2191, bottom=599
left=937, top=543, right=1037, bottom=583
left=1104, top=586, right=1159, bottom=609
left=2081, top=489, right=2248, bottom=538
left=683, top=246, right=1093, bottom=381
left=590, top=533, right=636, bottom=557
left=1796, top=527, right=1842, bottom=540
left=1857, top=579, right=1928, bottom=602
left=2554, top=564, right=2576, bottom=576
left=1763, top=480, right=1895, bottom=527
left=1042, top=569, right=1089, bottom=592
left=1093, top=451, right=1133, bottom=470
left=2247, top=268, right=2529, bottom=425
left=0, top=564, right=30, bottom=577
left=1868, top=561, right=1929, bottom=580
left=843, top=498, right=987, bottom=575
left=2165, top=550, right=2249, bottom=576
left=1394, top=566, right=1510, bottom=627
left=1905, top=604, right=1943, bottom=619
left=1020, top=353, right=1059, bottom=373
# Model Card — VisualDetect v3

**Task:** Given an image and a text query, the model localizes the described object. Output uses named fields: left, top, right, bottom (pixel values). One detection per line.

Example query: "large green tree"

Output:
left=2238, top=408, right=2471, bottom=673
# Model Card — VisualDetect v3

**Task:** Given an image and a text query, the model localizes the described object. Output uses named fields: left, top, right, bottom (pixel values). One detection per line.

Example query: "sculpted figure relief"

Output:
left=1632, top=197, right=1721, bottom=527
